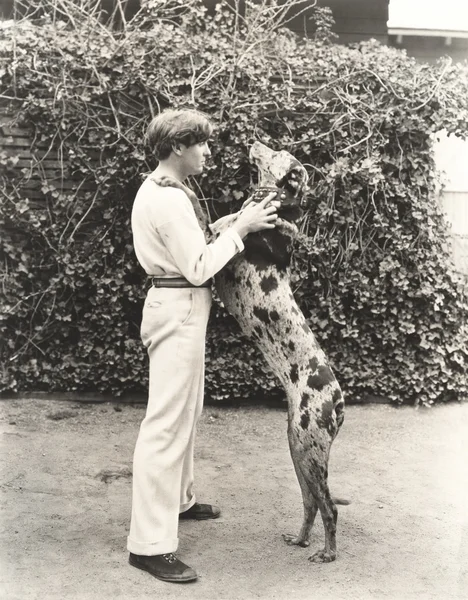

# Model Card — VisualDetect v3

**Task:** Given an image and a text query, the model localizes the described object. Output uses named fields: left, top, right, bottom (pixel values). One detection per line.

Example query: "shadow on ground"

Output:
left=1, top=399, right=467, bottom=600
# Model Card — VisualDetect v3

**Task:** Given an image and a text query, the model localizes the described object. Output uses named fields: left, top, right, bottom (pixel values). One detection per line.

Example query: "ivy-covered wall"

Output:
left=1, top=0, right=467, bottom=405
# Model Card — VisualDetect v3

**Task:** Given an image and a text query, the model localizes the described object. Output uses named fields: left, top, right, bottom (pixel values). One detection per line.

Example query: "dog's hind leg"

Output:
left=282, top=454, right=318, bottom=548
left=307, top=472, right=338, bottom=563
left=285, top=430, right=339, bottom=561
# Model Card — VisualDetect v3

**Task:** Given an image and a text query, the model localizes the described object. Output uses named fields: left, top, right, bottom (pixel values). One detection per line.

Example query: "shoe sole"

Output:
left=179, top=512, right=221, bottom=521
left=129, top=557, right=198, bottom=583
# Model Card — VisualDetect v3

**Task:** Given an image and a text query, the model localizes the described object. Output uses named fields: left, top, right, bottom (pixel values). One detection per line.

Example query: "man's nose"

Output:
left=204, top=144, right=211, bottom=157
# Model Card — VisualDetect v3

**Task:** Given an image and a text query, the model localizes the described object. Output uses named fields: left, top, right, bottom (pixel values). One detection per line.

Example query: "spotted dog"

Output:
left=153, top=142, right=346, bottom=563
left=212, top=142, right=346, bottom=563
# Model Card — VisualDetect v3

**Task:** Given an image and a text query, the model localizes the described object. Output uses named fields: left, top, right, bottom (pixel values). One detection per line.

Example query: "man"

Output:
left=128, top=108, right=278, bottom=583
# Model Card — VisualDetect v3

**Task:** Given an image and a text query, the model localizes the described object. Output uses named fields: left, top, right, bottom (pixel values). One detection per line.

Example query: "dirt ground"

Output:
left=1, top=398, right=467, bottom=600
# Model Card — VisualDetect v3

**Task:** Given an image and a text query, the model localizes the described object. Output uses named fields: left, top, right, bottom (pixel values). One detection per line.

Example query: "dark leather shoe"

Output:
left=129, top=552, right=197, bottom=583
left=179, top=502, right=221, bottom=520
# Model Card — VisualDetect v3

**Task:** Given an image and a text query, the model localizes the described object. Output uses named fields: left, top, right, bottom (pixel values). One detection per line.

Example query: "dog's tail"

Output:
left=332, top=496, right=351, bottom=506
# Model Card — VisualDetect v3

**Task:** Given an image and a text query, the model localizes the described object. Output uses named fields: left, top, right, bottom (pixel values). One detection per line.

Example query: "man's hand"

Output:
left=232, top=193, right=280, bottom=239
left=241, top=189, right=285, bottom=211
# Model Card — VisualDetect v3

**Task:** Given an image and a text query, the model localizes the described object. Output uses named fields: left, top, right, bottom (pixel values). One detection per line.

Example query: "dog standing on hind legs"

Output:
left=153, top=141, right=348, bottom=563
left=212, top=141, right=347, bottom=563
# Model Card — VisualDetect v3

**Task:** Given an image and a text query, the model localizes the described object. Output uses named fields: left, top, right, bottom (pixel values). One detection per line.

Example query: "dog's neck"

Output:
left=258, top=175, right=276, bottom=188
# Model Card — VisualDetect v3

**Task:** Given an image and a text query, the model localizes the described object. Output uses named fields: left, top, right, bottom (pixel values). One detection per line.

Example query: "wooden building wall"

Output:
left=389, top=34, right=468, bottom=64
left=0, top=0, right=390, bottom=44
left=315, top=0, right=388, bottom=44
left=434, top=132, right=468, bottom=278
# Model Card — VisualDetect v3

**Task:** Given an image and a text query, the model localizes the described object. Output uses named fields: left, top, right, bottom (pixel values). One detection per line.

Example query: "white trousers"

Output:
left=127, top=286, right=212, bottom=556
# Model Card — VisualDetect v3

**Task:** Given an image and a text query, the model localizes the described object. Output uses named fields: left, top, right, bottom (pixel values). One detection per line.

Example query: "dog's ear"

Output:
left=277, top=167, right=308, bottom=198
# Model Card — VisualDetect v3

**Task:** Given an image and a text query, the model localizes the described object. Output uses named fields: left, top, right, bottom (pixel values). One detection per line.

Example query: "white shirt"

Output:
left=131, top=178, right=244, bottom=286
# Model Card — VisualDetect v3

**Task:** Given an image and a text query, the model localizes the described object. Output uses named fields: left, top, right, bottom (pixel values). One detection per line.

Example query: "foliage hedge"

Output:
left=1, top=0, right=467, bottom=405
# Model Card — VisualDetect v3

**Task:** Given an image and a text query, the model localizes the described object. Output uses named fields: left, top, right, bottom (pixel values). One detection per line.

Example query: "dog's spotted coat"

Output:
left=153, top=142, right=345, bottom=563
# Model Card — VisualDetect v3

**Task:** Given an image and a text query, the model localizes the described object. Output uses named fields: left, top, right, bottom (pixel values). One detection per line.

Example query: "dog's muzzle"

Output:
left=251, top=186, right=306, bottom=221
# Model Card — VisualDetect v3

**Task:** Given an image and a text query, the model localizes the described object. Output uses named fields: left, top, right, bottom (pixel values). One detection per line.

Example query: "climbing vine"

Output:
left=1, top=0, right=467, bottom=404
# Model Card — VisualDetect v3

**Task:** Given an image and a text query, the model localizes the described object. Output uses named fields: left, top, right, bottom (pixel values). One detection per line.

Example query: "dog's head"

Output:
left=249, top=141, right=310, bottom=220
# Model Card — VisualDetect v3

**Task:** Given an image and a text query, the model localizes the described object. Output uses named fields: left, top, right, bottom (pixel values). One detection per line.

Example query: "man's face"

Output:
left=179, top=141, right=211, bottom=176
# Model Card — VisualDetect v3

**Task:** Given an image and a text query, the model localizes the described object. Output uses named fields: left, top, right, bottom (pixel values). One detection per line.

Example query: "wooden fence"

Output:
left=1, top=111, right=96, bottom=206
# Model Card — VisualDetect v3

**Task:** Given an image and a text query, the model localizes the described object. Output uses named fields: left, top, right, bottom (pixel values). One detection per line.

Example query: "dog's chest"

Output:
left=216, top=260, right=288, bottom=330
left=216, top=260, right=324, bottom=356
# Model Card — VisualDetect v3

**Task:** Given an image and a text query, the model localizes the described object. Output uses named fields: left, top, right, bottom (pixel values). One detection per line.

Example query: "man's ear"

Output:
left=172, top=143, right=182, bottom=156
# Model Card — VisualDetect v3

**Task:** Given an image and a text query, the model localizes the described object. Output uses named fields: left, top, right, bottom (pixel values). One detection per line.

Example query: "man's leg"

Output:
left=127, top=288, right=211, bottom=582
left=177, top=355, right=220, bottom=521
left=179, top=351, right=205, bottom=513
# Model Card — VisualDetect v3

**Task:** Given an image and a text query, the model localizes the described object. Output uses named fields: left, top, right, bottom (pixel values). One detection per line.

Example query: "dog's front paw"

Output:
left=282, top=533, right=310, bottom=548
left=308, top=549, right=336, bottom=563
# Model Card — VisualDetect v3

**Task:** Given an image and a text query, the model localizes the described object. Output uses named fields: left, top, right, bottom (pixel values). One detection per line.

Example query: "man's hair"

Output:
left=146, top=108, right=213, bottom=160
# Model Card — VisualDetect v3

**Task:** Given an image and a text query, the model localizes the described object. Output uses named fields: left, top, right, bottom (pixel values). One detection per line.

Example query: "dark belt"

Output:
left=150, top=277, right=212, bottom=288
